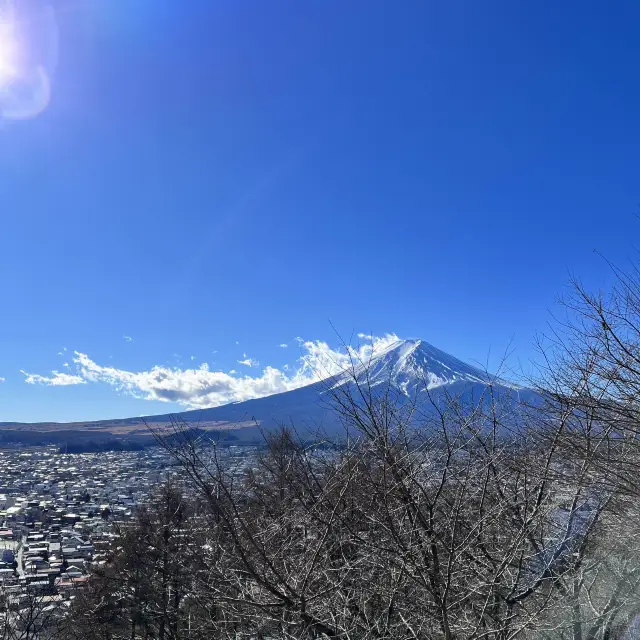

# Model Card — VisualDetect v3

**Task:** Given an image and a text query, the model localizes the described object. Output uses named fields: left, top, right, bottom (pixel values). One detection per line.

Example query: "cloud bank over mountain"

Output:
left=20, top=334, right=400, bottom=409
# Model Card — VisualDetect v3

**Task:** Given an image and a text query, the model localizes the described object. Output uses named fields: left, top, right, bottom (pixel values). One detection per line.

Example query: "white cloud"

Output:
left=237, top=357, right=259, bottom=368
left=292, top=334, right=399, bottom=382
left=123, top=336, right=133, bottom=342
left=70, top=353, right=293, bottom=407
left=23, top=333, right=400, bottom=409
left=0, top=377, right=5, bottom=383
left=21, top=370, right=86, bottom=386
left=190, top=355, right=196, bottom=361
left=279, top=343, right=288, bottom=348
left=63, top=362, right=69, bottom=368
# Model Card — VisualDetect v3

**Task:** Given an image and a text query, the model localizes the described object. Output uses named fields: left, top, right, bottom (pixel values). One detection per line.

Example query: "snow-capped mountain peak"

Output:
left=337, top=338, right=500, bottom=395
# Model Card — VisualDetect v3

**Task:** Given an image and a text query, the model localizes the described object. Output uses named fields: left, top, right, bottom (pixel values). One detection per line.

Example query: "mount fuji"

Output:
left=0, top=339, right=538, bottom=446
left=162, top=338, right=533, bottom=438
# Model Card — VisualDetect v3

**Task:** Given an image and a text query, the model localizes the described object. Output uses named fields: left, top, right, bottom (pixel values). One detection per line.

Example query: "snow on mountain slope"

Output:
left=335, top=338, right=499, bottom=393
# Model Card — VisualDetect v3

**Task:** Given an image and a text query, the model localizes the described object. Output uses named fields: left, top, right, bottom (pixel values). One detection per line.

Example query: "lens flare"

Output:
left=0, top=19, right=18, bottom=87
left=0, top=1, right=58, bottom=121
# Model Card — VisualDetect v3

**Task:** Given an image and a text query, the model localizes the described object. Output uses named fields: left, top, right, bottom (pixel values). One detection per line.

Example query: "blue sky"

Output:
left=0, top=0, right=639, bottom=422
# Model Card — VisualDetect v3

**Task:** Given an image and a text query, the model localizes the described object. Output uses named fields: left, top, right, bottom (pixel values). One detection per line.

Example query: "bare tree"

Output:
left=146, top=347, right=608, bottom=640
left=0, top=586, right=68, bottom=640
left=66, top=482, right=196, bottom=640
left=528, top=261, right=640, bottom=639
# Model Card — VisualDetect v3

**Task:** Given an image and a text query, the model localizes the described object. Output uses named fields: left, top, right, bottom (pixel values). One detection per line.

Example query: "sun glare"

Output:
left=0, top=20, right=17, bottom=87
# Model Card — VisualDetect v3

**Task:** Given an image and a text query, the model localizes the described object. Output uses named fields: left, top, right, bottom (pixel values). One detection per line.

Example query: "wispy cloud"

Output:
left=279, top=343, right=288, bottom=348
left=237, top=357, right=259, bottom=368
left=22, top=334, right=400, bottom=408
left=0, top=377, right=5, bottom=383
left=123, top=336, right=133, bottom=342
left=21, top=370, right=86, bottom=386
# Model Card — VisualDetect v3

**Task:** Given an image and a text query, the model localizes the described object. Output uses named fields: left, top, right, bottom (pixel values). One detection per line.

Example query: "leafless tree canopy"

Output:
left=21, top=265, right=640, bottom=639
left=59, top=370, right=618, bottom=637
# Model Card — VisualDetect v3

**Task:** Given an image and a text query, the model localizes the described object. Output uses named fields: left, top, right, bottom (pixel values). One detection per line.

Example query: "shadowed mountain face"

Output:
left=0, top=340, right=538, bottom=446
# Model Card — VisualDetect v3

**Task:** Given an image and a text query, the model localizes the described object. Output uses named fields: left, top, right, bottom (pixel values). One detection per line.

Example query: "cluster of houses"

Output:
left=0, top=442, right=258, bottom=636
left=0, top=446, right=175, bottom=624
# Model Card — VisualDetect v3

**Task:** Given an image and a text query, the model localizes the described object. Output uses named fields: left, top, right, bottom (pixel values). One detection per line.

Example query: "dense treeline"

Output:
left=59, top=440, right=146, bottom=454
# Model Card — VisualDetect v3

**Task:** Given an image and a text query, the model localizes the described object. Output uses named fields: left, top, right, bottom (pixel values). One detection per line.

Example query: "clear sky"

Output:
left=0, top=0, right=639, bottom=422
